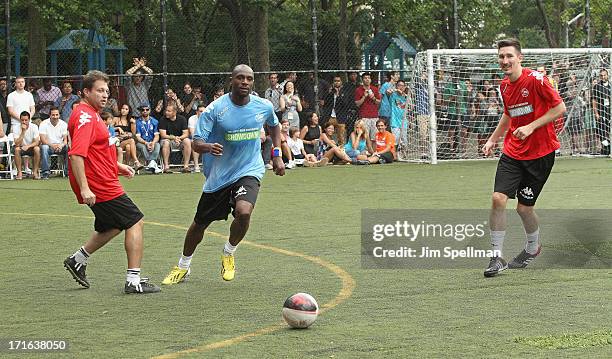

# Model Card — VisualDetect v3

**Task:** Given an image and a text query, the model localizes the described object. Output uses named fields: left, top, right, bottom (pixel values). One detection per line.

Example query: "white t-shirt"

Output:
left=188, top=114, right=198, bottom=131
left=13, top=123, right=40, bottom=146
left=6, top=90, right=35, bottom=128
left=287, top=137, right=304, bottom=156
left=39, top=119, right=68, bottom=145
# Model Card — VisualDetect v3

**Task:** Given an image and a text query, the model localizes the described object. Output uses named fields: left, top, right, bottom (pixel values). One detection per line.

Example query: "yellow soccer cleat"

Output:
left=221, top=254, right=235, bottom=281
left=161, top=266, right=190, bottom=285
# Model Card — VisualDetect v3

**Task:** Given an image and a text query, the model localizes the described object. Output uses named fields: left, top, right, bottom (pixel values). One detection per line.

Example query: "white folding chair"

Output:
left=0, top=134, right=15, bottom=180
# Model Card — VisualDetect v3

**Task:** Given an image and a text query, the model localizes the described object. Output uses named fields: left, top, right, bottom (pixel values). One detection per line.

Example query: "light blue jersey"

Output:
left=195, top=94, right=279, bottom=192
left=378, top=81, right=394, bottom=117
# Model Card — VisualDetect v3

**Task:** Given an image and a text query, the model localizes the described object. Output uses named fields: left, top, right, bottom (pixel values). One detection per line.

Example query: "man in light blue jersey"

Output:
left=162, top=65, right=285, bottom=284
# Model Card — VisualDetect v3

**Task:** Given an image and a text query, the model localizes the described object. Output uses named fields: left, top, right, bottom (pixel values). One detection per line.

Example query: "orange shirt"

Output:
left=375, top=131, right=396, bottom=159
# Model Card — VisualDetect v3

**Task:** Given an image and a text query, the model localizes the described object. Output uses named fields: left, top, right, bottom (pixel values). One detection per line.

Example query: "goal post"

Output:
left=398, top=48, right=612, bottom=164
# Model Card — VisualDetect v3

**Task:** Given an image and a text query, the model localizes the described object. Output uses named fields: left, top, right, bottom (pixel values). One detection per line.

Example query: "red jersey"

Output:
left=68, top=103, right=124, bottom=204
left=500, top=68, right=563, bottom=160
left=355, top=85, right=381, bottom=118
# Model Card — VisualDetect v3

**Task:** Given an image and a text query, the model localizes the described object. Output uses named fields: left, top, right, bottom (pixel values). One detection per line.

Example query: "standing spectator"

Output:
left=180, top=82, right=197, bottom=117
left=188, top=104, right=207, bottom=173
left=155, top=88, right=184, bottom=118
left=0, top=78, right=9, bottom=134
left=134, top=104, right=161, bottom=173
left=36, top=78, right=62, bottom=120
left=6, top=76, right=35, bottom=134
left=592, top=69, right=610, bottom=155
left=54, top=81, right=80, bottom=122
left=279, top=81, right=302, bottom=129
left=125, top=57, right=153, bottom=116
left=159, top=103, right=191, bottom=173
left=39, top=107, right=68, bottom=179
left=279, top=72, right=297, bottom=94
left=13, top=111, right=40, bottom=179
left=354, top=72, right=381, bottom=140
left=344, top=70, right=360, bottom=135
left=379, top=71, right=400, bottom=123
left=564, top=72, right=585, bottom=154
left=264, top=73, right=282, bottom=120
left=322, top=75, right=350, bottom=145
left=389, top=80, right=408, bottom=146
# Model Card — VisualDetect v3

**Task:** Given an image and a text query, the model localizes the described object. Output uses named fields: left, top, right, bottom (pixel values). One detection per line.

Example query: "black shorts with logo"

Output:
left=194, top=176, right=261, bottom=225
left=89, top=194, right=144, bottom=233
left=493, top=151, right=555, bottom=206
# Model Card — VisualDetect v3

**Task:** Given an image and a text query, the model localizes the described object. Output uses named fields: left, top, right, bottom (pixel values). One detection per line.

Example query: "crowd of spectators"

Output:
left=1, top=61, right=609, bottom=178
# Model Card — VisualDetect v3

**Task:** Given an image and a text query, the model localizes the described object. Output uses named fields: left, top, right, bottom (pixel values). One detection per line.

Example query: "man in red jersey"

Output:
left=482, top=39, right=566, bottom=277
left=63, top=70, right=160, bottom=293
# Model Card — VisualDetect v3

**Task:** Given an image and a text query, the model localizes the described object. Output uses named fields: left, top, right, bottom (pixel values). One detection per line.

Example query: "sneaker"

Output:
left=508, top=245, right=541, bottom=269
left=194, top=167, right=201, bottom=173
left=265, top=163, right=273, bottom=170
left=154, top=166, right=163, bottom=174
left=221, top=254, right=235, bottom=281
left=161, top=266, right=190, bottom=285
left=483, top=256, right=508, bottom=278
left=286, top=160, right=295, bottom=169
left=63, top=256, right=90, bottom=288
left=41, top=172, right=50, bottom=180
left=124, top=278, right=161, bottom=294
left=147, top=160, right=157, bottom=169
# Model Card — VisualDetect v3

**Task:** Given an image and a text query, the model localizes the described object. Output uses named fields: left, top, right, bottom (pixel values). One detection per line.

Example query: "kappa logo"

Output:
left=77, top=111, right=92, bottom=129
left=235, top=186, right=247, bottom=198
left=529, top=70, right=545, bottom=85
left=519, top=186, right=534, bottom=200
left=255, top=113, right=265, bottom=123
left=521, top=88, right=529, bottom=97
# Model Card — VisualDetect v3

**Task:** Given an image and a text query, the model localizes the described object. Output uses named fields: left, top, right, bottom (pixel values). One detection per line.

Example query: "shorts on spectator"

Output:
left=13, top=146, right=38, bottom=156
left=361, top=117, right=378, bottom=139
left=161, top=138, right=188, bottom=150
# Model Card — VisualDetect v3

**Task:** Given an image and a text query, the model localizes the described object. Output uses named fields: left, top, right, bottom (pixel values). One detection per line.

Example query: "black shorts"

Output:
left=193, top=176, right=260, bottom=225
left=89, top=194, right=144, bottom=233
left=493, top=151, right=555, bottom=206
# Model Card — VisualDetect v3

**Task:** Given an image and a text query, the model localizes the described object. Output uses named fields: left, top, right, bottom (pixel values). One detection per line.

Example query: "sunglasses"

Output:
left=141, top=108, right=150, bottom=111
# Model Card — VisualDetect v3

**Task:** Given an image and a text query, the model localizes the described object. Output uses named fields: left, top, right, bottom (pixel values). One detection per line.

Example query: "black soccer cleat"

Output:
left=124, top=278, right=161, bottom=294
left=483, top=256, right=508, bottom=278
left=508, top=245, right=541, bottom=269
left=63, top=256, right=90, bottom=288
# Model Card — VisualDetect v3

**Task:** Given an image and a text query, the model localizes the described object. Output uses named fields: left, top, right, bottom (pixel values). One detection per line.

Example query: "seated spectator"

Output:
left=287, top=127, right=320, bottom=167
left=319, top=122, right=351, bottom=164
left=114, top=104, right=143, bottom=170
left=279, top=81, right=302, bottom=129
left=299, top=112, right=322, bottom=155
left=159, top=103, right=191, bottom=173
left=39, top=107, right=68, bottom=179
left=367, top=119, right=396, bottom=164
left=344, top=119, right=373, bottom=162
left=134, top=104, right=162, bottom=173
left=54, top=81, right=80, bottom=122
left=188, top=104, right=206, bottom=173
left=260, top=126, right=273, bottom=170
left=278, top=119, right=296, bottom=169
left=212, top=86, right=225, bottom=102
left=101, top=111, right=124, bottom=164
left=13, top=111, right=40, bottom=179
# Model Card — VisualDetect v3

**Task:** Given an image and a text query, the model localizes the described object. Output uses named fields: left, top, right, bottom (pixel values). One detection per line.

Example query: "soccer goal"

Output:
left=398, top=48, right=612, bottom=164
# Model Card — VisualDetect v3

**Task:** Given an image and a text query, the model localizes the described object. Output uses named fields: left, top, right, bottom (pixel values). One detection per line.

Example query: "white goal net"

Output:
left=398, top=48, right=612, bottom=163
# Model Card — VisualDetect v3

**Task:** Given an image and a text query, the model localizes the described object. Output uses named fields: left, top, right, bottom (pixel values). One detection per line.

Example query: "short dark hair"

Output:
left=100, top=111, right=113, bottom=121
left=386, top=71, right=398, bottom=81
left=49, top=106, right=60, bottom=113
left=82, top=70, right=109, bottom=90
left=496, top=38, right=522, bottom=54
left=361, top=72, right=371, bottom=79
left=20, top=111, right=30, bottom=119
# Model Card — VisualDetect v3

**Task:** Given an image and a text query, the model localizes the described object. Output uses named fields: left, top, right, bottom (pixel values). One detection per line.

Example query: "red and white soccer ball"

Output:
left=282, top=292, right=319, bottom=329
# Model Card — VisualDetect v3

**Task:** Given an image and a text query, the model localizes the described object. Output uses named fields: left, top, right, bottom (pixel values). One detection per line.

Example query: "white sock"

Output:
left=72, top=246, right=90, bottom=265
left=490, top=230, right=505, bottom=257
left=178, top=254, right=192, bottom=270
left=126, top=268, right=141, bottom=285
left=223, top=241, right=237, bottom=256
left=525, top=228, right=540, bottom=254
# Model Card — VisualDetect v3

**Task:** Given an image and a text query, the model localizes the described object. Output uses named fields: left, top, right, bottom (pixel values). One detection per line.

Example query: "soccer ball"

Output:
left=282, top=292, right=319, bottom=329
